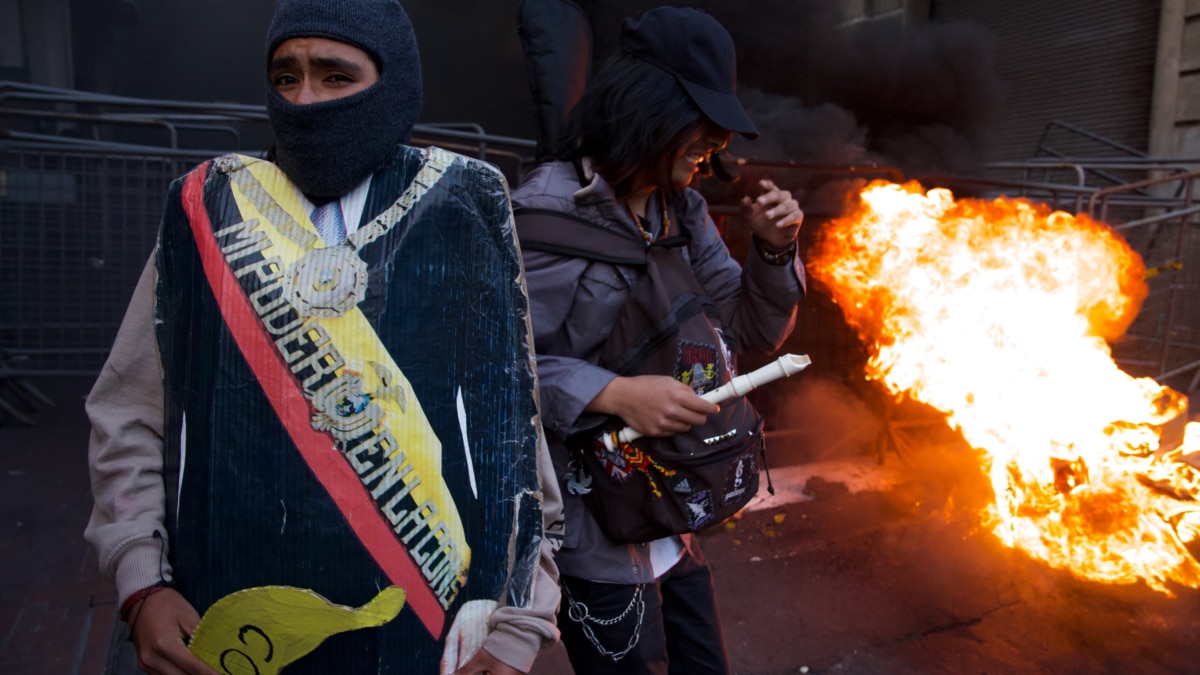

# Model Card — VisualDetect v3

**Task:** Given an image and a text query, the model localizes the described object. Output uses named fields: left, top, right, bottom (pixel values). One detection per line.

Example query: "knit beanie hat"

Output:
left=264, top=0, right=423, bottom=200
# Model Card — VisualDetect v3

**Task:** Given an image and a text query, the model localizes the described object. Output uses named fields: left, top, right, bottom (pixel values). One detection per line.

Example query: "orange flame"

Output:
left=809, top=180, right=1200, bottom=593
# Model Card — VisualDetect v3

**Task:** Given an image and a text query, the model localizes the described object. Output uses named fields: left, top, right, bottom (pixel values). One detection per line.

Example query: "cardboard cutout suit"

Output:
left=155, top=145, right=544, bottom=673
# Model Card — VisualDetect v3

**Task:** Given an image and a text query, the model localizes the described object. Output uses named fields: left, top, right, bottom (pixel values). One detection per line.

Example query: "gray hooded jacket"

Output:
left=512, top=159, right=804, bottom=583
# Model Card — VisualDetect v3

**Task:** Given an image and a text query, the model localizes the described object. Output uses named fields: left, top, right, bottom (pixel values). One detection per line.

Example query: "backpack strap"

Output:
left=514, top=207, right=648, bottom=266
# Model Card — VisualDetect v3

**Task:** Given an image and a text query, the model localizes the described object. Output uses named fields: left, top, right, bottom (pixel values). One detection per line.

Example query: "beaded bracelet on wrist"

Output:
left=753, top=236, right=797, bottom=266
left=119, top=581, right=173, bottom=623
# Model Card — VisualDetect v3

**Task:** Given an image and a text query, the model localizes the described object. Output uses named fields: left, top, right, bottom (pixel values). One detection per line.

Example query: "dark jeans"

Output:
left=558, top=549, right=731, bottom=675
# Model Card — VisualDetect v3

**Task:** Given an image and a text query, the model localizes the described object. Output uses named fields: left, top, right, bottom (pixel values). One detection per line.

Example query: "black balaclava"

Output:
left=265, top=0, right=423, bottom=201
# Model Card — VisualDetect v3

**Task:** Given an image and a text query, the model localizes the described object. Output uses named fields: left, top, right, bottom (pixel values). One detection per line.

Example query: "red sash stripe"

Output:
left=180, top=164, right=445, bottom=636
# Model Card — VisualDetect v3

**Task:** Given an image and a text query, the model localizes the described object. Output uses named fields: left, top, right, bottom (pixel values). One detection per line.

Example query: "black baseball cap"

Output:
left=620, top=6, right=759, bottom=139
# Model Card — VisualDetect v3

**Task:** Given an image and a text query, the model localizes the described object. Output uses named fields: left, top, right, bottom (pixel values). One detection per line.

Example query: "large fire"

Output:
left=808, top=180, right=1200, bottom=593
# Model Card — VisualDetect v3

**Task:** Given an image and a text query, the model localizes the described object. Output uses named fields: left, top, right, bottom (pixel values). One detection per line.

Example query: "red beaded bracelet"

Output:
left=119, top=583, right=171, bottom=623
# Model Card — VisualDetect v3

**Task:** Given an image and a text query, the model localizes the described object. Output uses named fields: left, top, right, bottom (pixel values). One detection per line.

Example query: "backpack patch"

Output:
left=686, top=490, right=716, bottom=530
left=675, top=340, right=720, bottom=394
left=723, top=452, right=758, bottom=506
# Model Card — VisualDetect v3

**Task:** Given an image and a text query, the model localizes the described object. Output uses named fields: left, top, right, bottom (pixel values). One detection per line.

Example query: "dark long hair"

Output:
left=556, top=52, right=707, bottom=200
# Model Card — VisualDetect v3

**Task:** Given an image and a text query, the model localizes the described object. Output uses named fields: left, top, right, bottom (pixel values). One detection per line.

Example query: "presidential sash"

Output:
left=179, top=149, right=466, bottom=637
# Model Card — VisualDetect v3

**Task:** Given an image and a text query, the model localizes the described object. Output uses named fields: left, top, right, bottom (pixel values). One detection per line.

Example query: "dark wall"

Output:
left=70, top=0, right=1005, bottom=173
left=578, top=0, right=1004, bottom=175
left=72, top=0, right=539, bottom=141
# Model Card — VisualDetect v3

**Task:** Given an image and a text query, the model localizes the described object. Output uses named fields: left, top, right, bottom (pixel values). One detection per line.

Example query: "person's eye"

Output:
left=327, top=73, right=355, bottom=84
left=272, top=73, right=298, bottom=87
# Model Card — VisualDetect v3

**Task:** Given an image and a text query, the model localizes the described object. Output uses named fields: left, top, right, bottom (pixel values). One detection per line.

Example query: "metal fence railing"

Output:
left=5, top=82, right=1198, bottom=416
left=0, top=83, right=539, bottom=395
left=935, top=161, right=1200, bottom=394
left=1086, top=170, right=1200, bottom=393
left=1, top=143, right=210, bottom=376
left=713, top=155, right=1200, bottom=399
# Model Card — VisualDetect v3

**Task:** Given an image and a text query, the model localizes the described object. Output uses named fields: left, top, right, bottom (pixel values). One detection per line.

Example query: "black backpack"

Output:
left=516, top=206, right=771, bottom=543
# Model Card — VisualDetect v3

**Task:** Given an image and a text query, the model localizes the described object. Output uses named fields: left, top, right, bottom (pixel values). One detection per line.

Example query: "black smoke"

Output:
left=581, top=0, right=1005, bottom=177
left=70, top=0, right=1006, bottom=183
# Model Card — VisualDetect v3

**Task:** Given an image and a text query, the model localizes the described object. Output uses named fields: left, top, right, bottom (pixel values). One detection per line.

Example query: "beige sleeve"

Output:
left=82, top=253, right=173, bottom=605
left=479, top=432, right=564, bottom=672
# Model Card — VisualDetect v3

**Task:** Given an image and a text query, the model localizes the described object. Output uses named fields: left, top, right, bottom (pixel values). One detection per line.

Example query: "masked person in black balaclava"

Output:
left=83, top=1, right=563, bottom=674
left=263, top=0, right=421, bottom=200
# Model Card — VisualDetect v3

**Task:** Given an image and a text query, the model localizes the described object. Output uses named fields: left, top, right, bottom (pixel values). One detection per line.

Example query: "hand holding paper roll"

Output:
left=600, top=353, right=811, bottom=450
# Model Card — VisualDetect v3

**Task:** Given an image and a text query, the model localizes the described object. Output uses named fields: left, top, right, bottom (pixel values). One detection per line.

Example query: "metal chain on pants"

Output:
left=562, top=582, right=646, bottom=661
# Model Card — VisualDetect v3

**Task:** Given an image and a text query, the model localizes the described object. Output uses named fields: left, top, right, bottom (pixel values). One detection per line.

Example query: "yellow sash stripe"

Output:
left=222, top=155, right=470, bottom=604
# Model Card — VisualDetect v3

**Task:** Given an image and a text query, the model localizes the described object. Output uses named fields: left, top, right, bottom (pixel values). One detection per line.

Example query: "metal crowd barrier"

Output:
left=1, top=142, right=209, bottom=377
left=4, top=81, right=1197, bottom=410
left=721, top=156, right=1200, bottom=397
left=0, top=140, right=537, bottom=378
left=936, top=162, right=1200, bottom=393
left=1087, top=170, right=1200, bottom=393
left=0, top=83, right=540, bottom=400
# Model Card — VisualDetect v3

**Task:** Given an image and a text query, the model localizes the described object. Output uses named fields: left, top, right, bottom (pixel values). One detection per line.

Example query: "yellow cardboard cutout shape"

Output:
left=188, top=585, right=406, bottom=675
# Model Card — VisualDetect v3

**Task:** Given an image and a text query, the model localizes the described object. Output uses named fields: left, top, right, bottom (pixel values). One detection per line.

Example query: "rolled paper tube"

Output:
left=601, top=353, right=811, bottom=451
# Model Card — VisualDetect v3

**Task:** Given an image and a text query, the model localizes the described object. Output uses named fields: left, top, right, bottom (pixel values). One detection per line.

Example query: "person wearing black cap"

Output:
left=511, top=6, right=804, bottom=674
left=83, top=1, right=563, bottom=674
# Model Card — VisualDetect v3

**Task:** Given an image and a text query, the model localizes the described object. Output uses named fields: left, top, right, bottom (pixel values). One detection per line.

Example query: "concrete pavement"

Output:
left=5, top=376, right=1199, bottom=675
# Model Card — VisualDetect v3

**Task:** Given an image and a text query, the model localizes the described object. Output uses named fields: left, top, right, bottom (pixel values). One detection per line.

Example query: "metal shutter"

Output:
left=931, top=0, right=1161, bottom=161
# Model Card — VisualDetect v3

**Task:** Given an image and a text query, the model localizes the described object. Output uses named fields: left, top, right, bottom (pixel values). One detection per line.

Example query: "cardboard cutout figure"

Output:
left=155, top=146, right=545, bottom=673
